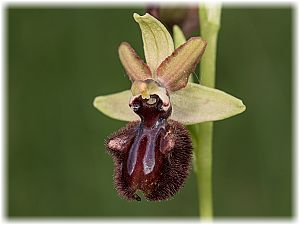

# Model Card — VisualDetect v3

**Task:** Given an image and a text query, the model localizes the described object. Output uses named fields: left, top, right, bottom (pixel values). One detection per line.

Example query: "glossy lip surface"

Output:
left=127, top=95, right=170, bottom=176
left=106, top=94, right=192, bottom=201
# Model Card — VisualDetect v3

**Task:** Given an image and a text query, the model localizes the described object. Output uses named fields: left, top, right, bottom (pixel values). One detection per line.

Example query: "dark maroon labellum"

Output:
left=106, top=95, right=192, bottom=201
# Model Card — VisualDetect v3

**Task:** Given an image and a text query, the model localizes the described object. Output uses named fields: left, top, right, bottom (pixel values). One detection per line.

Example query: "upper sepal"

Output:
left=134, top=13, right=174, bottom=76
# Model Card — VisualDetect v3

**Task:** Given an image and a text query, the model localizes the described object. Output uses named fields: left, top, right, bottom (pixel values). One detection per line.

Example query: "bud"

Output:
left=146, top=5, right=199, bottom=37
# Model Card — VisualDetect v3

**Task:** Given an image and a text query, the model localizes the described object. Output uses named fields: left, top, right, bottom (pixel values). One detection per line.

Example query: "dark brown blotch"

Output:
left=105, top=95, right=192, bottom=201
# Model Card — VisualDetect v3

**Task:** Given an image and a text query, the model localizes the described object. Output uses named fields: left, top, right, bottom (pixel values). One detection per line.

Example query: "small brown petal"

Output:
left=118, top=42, right=152, bottom=82
left=157, top=37, right=207, bottom=92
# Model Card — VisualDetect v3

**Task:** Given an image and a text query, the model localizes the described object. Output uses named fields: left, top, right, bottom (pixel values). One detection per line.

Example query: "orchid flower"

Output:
left=93, top=13, right=245, bottom=201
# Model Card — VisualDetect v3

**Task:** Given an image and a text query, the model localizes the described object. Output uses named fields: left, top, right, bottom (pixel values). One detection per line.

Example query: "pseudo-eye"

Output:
left=93, top=13, right=245, bottom=201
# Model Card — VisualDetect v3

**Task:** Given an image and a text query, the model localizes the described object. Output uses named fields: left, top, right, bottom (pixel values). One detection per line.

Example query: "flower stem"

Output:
left=194, top=4, right=221, bottom=219
left=196, top=122, right=213, bottom=219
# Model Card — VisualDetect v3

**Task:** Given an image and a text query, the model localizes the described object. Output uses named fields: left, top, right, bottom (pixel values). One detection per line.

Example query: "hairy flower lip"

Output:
left=105, top=94, right=192, bottom=201
left=106, top=119, right=192, bottom=201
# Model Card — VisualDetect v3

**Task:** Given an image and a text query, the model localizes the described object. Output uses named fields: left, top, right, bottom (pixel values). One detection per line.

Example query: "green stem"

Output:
left=194, top=4, right=221, bottom=219
left=197, top=122, right=213, bottom=218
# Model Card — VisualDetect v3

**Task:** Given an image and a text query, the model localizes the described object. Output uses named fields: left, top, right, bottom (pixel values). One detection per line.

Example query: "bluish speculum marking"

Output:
left=106, top=90, right=192, bottom=201
left=127, top=125, right=143, bottom=175
left=127, top=95, right=171, bottom=176
left=142, top=123, right=162, bottom=174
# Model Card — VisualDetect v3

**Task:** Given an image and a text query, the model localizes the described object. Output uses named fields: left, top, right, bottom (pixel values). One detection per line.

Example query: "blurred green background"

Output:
left=8, top=6, right=292, bottom=217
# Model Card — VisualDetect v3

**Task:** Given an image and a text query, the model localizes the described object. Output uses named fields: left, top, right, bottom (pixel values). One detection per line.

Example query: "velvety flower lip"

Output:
left=93, top=13, right=246, bottom=201
left=106, top=95, right=192, bottom=201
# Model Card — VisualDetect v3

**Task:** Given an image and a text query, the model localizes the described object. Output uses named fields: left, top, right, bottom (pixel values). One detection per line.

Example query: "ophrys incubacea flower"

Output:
left=93, top=13, right=245, bottom=201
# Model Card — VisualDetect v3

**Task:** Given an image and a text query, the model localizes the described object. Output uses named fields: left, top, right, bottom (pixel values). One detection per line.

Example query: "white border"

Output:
left=0, top=0, right=298, bottom=225
left=0, top=0, right=4, bottom=223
